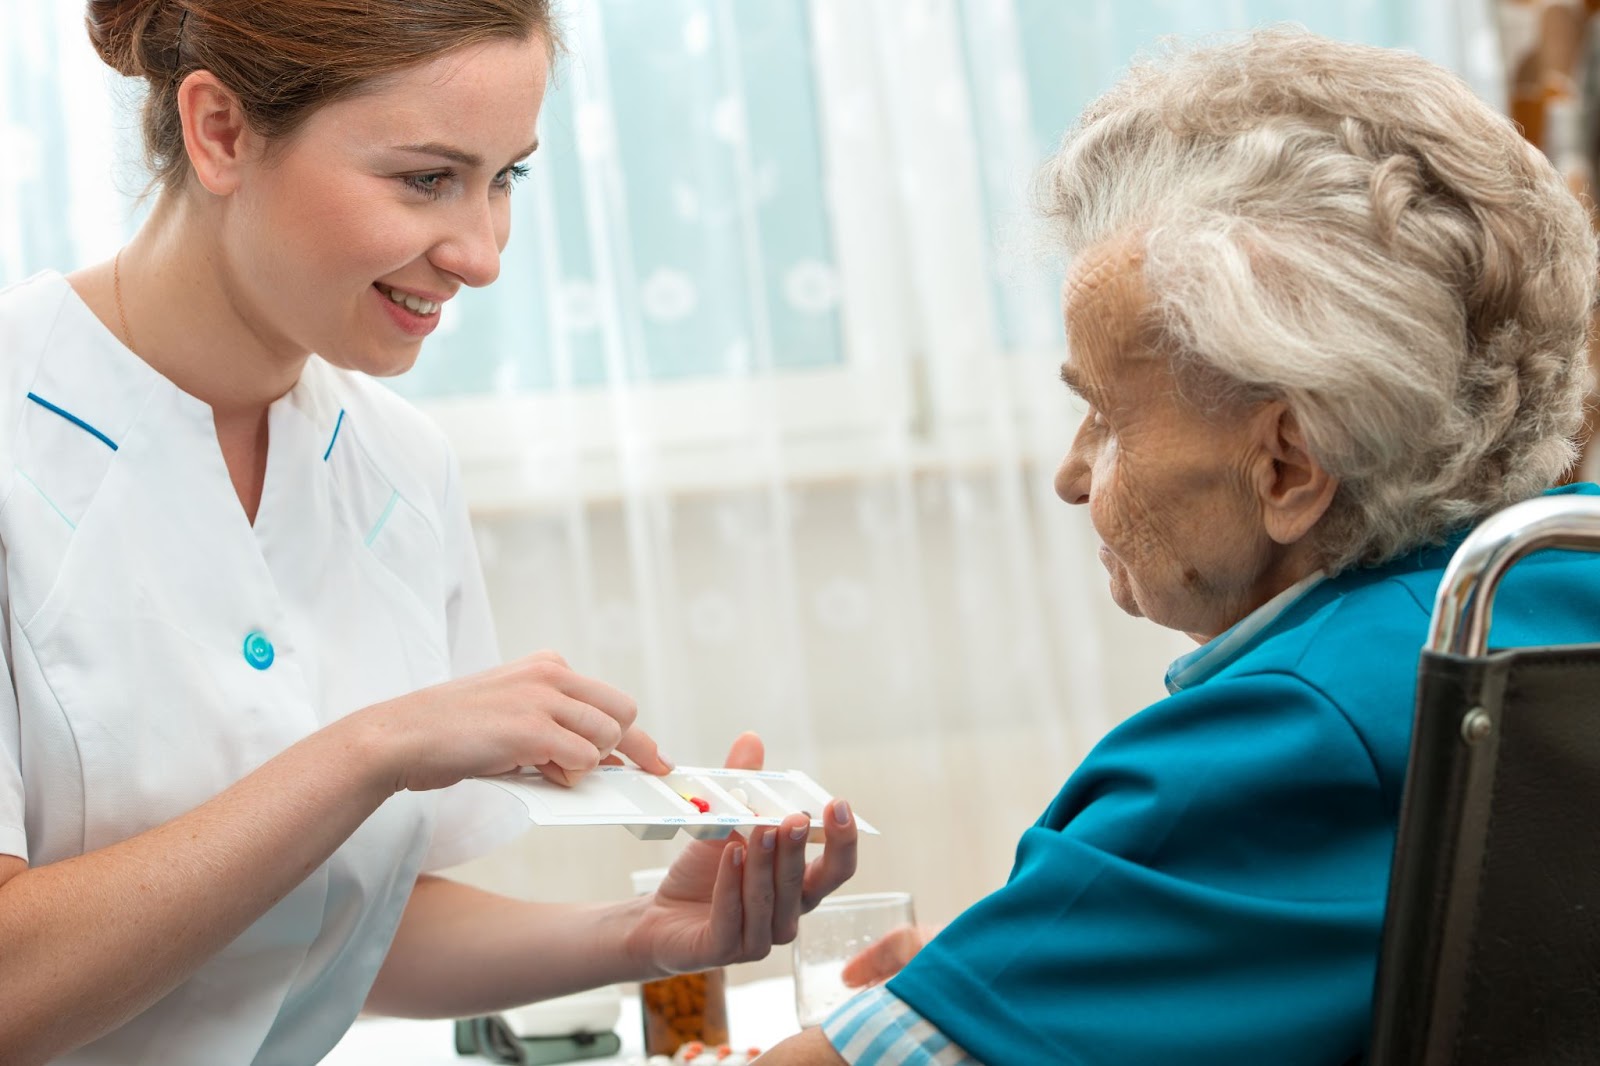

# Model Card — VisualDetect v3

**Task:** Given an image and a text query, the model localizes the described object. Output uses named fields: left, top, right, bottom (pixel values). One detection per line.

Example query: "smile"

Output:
left=374, top=282, right=442, bottom=317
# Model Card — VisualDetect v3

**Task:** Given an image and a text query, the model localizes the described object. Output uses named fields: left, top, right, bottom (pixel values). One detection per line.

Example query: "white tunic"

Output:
left=0, top=271, right=527, bottom=1064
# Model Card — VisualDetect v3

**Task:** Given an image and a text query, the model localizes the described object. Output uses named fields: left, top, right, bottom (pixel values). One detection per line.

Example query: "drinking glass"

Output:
left=792, top=891, right=916, bottom=1028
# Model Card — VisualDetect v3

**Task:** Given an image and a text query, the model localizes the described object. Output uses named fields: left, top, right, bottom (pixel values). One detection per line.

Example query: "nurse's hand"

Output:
left=623, top=732, right=858, bottom=975
left=355, top=650, right=670, bottom=793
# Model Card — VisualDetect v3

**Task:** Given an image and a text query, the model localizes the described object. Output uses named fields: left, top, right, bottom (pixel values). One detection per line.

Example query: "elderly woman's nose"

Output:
left=1056, top=444, right=1091, bottom=505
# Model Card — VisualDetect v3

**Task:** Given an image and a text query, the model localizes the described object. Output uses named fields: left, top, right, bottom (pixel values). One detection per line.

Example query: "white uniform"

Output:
left=0, top=271, right=527, bottom=1064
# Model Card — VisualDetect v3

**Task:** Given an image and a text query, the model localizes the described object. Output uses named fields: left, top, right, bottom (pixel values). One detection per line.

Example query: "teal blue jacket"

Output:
left=889, top=483, right=1600, bottom=1065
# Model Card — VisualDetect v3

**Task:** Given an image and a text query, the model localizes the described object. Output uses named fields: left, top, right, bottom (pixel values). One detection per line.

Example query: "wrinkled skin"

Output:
left=758, top=236, right=1341, bottom=1065
left=1054, top=238, right=1336, bottom=642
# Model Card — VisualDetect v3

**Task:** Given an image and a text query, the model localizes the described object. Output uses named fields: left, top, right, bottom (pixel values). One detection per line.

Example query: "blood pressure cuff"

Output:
left=452, top=1016, right=621, bottom=1065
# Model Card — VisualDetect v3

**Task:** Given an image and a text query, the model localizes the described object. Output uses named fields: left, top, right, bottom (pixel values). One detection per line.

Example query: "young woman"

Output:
left=0, top=3, right=857, bottom=1062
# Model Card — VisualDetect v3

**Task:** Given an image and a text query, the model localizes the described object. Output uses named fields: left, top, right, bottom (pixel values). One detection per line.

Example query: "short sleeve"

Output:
left=421, top=451, right=527, bottom=871
left=0, top=533, right=25, bottom=862
left=887, top=671, right=1392, bottom=1066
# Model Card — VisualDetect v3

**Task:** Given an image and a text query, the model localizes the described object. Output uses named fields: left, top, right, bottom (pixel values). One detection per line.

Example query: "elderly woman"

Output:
left=763, top=27, right=1599, bottom=1066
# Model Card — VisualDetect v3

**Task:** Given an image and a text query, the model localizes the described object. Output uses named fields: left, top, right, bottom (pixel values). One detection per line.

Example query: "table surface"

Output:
left=321, top=977, right=804, bottom=1065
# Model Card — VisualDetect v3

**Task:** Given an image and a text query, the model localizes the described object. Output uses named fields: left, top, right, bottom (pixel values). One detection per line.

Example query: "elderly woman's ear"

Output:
left=1249, top=402, right=1338, bottom=548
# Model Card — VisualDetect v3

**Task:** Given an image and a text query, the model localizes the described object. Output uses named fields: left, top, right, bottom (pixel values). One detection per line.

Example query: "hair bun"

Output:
left=85, top=0, right=184, bottom=79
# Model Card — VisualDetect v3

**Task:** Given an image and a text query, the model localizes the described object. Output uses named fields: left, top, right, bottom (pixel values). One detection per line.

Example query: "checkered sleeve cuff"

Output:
left=821, top=985, right=982, bottom=1066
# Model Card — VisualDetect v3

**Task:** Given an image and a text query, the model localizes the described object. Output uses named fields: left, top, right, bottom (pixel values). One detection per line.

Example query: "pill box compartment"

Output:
left=480, top=765, right=876, bottom=840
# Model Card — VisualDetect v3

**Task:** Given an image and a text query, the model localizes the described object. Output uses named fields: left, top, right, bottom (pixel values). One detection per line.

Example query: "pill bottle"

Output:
left=630, top=867, right=730, bottom=1056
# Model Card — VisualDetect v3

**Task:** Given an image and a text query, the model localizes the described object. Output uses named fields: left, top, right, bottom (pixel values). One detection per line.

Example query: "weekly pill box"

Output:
left=479, top=765, right=878, bottom=841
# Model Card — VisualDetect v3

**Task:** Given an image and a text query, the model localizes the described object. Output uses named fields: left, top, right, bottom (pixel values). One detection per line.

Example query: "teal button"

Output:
left=242, top=631, right=275, bottom=670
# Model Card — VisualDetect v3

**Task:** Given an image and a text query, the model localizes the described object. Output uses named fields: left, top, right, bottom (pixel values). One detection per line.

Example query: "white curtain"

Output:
left=1, top=1, right=1500, bottom=960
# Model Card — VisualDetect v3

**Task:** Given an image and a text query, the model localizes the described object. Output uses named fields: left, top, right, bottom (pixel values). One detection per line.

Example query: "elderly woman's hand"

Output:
left=622, top=732, right=858, bottom=976
left=840, top=923, right=935, bottom=988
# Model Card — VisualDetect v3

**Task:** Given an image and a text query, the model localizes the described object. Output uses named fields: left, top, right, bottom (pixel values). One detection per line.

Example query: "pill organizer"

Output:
left=478, top=765, right=878, bottom=841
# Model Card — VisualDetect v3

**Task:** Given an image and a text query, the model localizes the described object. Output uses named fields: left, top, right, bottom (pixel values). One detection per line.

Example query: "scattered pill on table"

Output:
left=669, top=1042, right=762, bottom=1064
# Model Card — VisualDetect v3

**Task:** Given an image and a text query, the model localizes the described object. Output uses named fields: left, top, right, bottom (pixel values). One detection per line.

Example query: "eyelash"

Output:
left=402, top=163, right=531, bottom=200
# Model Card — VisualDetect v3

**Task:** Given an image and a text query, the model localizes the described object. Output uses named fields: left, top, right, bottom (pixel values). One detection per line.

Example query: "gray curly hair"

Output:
left=1039, top=28, right=1597, bottom=572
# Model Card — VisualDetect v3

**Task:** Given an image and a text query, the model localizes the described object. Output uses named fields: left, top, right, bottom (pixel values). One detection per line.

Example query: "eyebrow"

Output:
left=1059, top=362, right=1096, bottom=402
left=392, top=139, right=540, bottom=169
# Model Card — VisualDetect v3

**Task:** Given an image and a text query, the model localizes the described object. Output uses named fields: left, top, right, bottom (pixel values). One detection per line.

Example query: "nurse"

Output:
left=0, top=2, right=857, bottom=1063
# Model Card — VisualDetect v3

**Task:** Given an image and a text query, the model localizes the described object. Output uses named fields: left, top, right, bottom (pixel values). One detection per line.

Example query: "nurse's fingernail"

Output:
left=657, top=751, right=676, bottom=771
left=832, top=800, right=850, bottom=825
left=788, top=824, right=809, bottom=842
left=731, top=844, right=745, bottom=868
left=761, top=828, right=777, bottom=851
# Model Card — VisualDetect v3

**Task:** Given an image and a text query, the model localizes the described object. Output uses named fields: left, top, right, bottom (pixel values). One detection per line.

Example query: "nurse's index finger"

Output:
left=801, top=799, right=859, bottom=911
left=615, top=724, right=672, bottom=774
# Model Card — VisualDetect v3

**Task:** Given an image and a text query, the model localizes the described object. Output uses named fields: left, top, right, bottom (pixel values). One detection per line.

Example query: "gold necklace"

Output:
left=113, top=248, right=135, bottom=350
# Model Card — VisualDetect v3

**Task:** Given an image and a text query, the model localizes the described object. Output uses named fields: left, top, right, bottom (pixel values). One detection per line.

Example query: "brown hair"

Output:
left=85, top=0, right=559, bottom=194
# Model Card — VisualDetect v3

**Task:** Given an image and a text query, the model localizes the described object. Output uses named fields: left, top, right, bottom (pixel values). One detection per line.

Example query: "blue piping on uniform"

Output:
left=365, top=490, right=400, bottom=546
left=15, top=468, right=77, bottom=530
left=323, top=408, right=346, bottom=461
left=26, top=393, right=118, bottom=451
